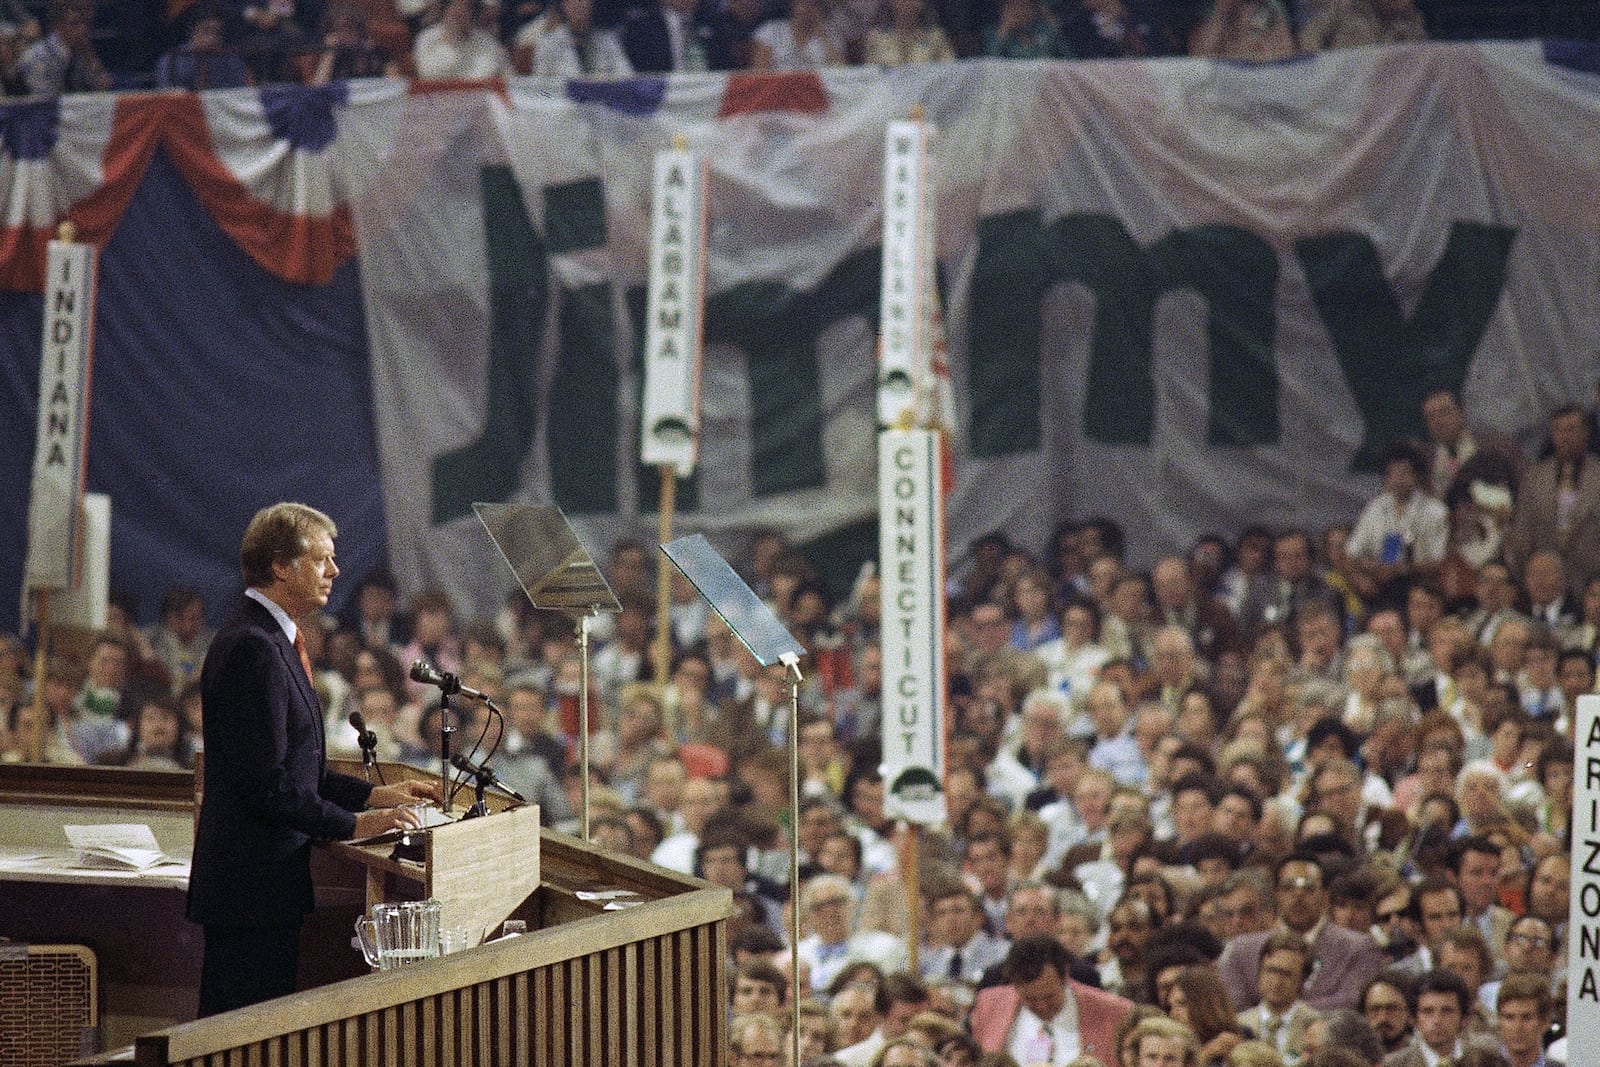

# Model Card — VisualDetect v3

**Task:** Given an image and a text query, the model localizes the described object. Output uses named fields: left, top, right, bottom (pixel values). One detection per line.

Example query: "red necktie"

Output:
left=292, top=630, right=314, bottom=684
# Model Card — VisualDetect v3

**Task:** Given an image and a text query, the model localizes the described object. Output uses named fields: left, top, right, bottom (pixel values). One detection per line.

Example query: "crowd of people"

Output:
left=0, top=0, right=1436, bottom=98
left=3, top=383, right=1599, bottom=1066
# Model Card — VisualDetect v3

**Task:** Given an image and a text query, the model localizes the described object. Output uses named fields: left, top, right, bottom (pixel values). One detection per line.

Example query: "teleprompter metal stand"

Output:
left=474, top=503, right=622, bottom=841
left=659, top=533, right=808, bottom=1067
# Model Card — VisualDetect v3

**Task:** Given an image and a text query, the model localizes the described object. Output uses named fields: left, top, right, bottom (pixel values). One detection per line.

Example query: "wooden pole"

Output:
left=653, top=466, right=676, bottom=683
left=904, top=821, right=921, bottom=976
left=26, top=588, right=50, bottom=763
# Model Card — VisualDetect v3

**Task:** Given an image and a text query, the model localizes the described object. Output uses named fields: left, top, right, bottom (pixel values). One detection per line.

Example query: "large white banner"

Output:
left=338, top=47, right=1600, bottom=617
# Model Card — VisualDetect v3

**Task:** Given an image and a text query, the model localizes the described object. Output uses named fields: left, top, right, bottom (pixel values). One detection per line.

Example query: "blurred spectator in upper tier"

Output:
left=1298, top=0, right=1423, bottom=50
left=865, top=0, right=954, bottom=65
left=532, top=0, right=632, bottom=77
left=696, top=0, right=767, bottom=69
left=1187, top=0, right=1296, bottom=61
left=622, top=0, right=713, bottom=72
left=415, top=0, right=513, bottom=78
left=18, top=0, right=113, bottom=95
left=157, top=5, right=253, bottom=88
left=1056, top=0, right=1172, bottom=57
left=310, top=4, right=401, bottom=82
left=237, top=0, right=315, bottom=84
left=0, top=3, right=41, bottom=94
left=983, top=0, right=1068, bottom=58
left=1507, top=405, right=1600, bottom=597
left=750, top=0, right=844, bottom=69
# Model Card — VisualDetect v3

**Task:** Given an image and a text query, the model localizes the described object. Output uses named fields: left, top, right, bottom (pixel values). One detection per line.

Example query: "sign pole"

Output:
left=26, top=588, right=50, bottom=763
left=653, top=467, right=675, bottom=682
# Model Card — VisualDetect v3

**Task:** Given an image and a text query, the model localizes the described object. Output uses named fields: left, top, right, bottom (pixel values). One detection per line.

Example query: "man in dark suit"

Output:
left=1218, top=852, right=1387, bottom=1012
left=187, top=502, right=439, bottom=1017
left=620, top=0, right=707, bottom=73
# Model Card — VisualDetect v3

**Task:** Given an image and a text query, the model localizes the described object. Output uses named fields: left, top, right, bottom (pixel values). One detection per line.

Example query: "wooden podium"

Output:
left=325, top=760, right=541, bottom=942
left=121, top=762, right=734, bottom=1067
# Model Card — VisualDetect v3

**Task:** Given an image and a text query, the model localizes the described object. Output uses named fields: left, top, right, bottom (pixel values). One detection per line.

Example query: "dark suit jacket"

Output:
left=621, top=4, right=679, bottom=73
left=1218, top=922, right=1387, bottom=1012
left=187, top=595, right=373, bottom=928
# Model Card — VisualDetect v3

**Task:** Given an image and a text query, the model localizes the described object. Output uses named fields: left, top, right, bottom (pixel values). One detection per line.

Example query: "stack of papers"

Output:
left=64, top=824, right=174, bottom=871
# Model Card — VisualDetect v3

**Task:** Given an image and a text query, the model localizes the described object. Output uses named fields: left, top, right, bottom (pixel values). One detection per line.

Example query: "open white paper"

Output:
left=64, top=823, right=172, bottom=871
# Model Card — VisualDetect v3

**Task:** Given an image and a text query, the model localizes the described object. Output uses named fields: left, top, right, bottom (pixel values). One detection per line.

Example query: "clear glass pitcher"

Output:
left=354, top=899, right=443, bottom=970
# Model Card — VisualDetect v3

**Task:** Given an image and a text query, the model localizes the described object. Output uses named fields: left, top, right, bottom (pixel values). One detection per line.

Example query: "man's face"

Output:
left=700, top=846, right=745, bottom=890
left=88, top=642, right=129, bottom=690
left=1258, top=948, right=1307, bottom=1012
left=1551, top=410, right=1589, bottom=461
left=1478, top=565, right=1515, bottom=612
left=1106, top=904, right=1153, bottom=965
left=1274, top=534, right=1310, bottom=581
left=732, top=976, right=781, bottom=1016
left=169, top=598, right=206, bottom=642
left=1171, top=788, right=1213, bottom=843
left=807, top=884, right=852, bottom=942
left=798, top=804, right=840, bottom=855
left=1438, top=943, right=1484, bottom=993
left=1415, top=991, right=1464, bottom=1055
left=1363, top=982, right=1413, bottom=1047
left=507, top=689, right=544, bottom=734
left=970, top=605, right=1009, bottom=652
left=1275, top=861, right=1327, bottom=934
left=1214, top=795, right=1256, bottom=842
left=1455, top=848, right=1500, bottom=914
left=1418, top=888, right=1463, bottom=946
left=645, top=762, right=685, bottom=811
left=1560, top=655, right=1596, bottom=700
left=1087, top=686, right=1126, bottom=738
left=829, top=989, right=879, bottom=1047
left=138, top=704, right=179, bottom=752
left=1384, top=458, right=1419, bottom=500
left=817, top=835, right=858, bottom=878
left=1497, top=999, right=1549, bottom=1060
left=1529, top=857, right=1570, bottom=920
left=274, top=530, right=338, bottom=618
left=1505, top=918, right=1554, bottom=974
left=1312, top=769, right=1361, bottom=825
left=1005, top=887, right=1056, bottom=940
left=1222, top=887, right=1268, bottom=936
left=1015, top=964, right=1066, bottom=1023
left=680, top=781, right=723, bottom=833
left=966, top=841, right=1007, bottom=895
left=1422, top=391, right=1465, bottom=445
left=933, top=893, right=982, bottom=948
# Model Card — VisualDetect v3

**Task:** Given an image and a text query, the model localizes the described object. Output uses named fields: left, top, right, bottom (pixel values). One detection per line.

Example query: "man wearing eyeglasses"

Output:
left=1218, top=852, right=1387, bottom=1011
left=729, top=1012, right=785, bottom=1067
left=1478, top=915, right=1557, bottom=1018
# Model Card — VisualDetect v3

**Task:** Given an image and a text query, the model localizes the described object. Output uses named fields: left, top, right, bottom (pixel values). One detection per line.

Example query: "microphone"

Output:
left=450, top=753, right=526, bottom=802
left=409, top=660, right=488, bottom=701
left=348, top=711, right=378, bottom=750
